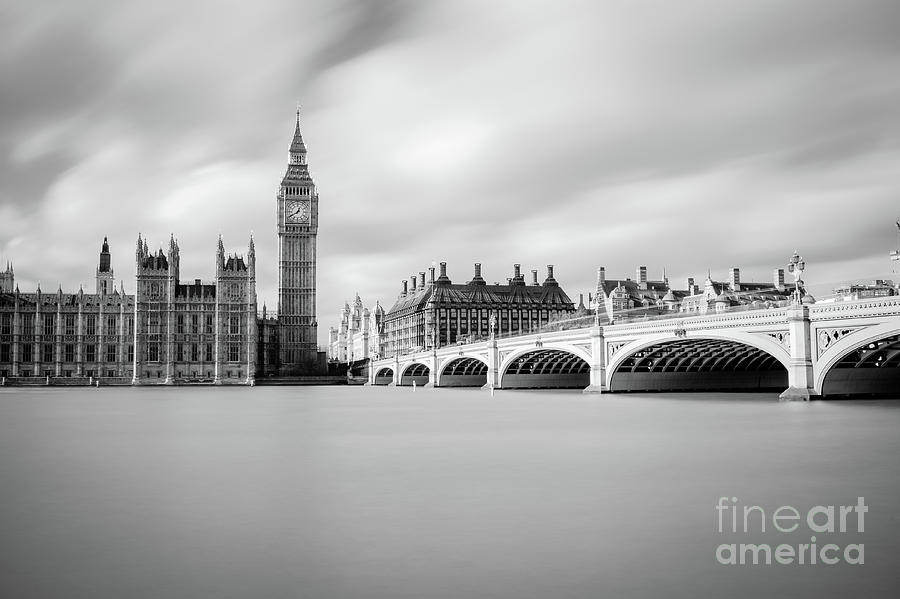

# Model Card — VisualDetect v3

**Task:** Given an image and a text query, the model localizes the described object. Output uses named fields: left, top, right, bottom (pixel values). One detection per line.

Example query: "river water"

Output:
left=0, top=386, right=898, bottom=598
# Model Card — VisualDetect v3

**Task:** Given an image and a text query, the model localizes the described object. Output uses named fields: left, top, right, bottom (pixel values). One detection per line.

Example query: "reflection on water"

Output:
left=0, top=387, right=898, bottom=599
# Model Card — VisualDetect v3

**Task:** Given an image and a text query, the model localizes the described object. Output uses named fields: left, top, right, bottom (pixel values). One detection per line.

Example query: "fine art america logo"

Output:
left=715, top=497, right=867, bottom=566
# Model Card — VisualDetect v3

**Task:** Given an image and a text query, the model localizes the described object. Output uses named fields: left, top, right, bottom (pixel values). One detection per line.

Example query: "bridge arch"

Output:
left=607, top=332, right=789, bottom=392
left=814, top=321, right=900, bottom=396
left=499, top=343, right=593, bottom=375
left=399, top=362, right=430, bottom=386
left=500, top=347, right=591, bottom=389
left=437, top=356, right=488, bottom=387
left=373, top=367, right=394, bottom=385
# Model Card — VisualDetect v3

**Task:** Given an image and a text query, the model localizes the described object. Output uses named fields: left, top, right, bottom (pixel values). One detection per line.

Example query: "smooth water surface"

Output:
left=1, top=386, right=898, bottom=598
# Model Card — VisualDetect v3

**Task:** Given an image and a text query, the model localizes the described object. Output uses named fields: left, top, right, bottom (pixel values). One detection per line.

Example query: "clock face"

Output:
left=286, top=200, right=310, bottom=224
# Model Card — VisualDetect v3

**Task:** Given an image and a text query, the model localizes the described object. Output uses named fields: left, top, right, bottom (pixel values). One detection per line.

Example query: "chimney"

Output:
left=547, top=265, right=554, bottom=280
left=687, top=277, right=697, bottom=295
left=532, top=269, right=539, bottom=285
left=774, top=268, right=785, bottom=290
left=419, top=271, right=426, bottom=289
left=401, top=280, right=408, bottom=297
left=440, top=262, right=447, bottom=278
left=429, top=266, right=436, bottom=284
left=469, top=263, right=486, bottom=286
left=410, top=275, right=417, bottom=292
left=729, top=268, right=740, bottom=291
left=514, top=263, right=521, bottom=279
left=636, top=265, right=647, bottom=289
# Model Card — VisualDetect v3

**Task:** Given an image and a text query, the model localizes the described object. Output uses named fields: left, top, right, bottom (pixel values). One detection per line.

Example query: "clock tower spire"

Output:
left=277, top=107, right=319, bottom=373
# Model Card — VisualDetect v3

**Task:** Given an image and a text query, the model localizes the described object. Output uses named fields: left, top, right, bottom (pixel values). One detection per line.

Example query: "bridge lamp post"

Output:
left=788, top=251, right=806, bottom=304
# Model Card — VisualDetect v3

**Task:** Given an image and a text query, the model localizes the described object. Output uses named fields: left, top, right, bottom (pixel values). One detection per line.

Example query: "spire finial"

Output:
left=296, top=101, right=301, bottom=124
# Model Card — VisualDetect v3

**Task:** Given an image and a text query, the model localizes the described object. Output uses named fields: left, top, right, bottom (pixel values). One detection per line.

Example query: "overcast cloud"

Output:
left=2, top=0, right=899, bottom=342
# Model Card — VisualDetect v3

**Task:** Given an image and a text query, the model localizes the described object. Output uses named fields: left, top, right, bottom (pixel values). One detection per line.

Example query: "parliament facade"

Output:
left=0, top=112, right=324, bottom=385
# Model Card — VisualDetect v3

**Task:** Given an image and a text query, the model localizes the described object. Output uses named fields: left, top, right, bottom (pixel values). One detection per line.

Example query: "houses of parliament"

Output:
left=0, top=112, right=323, bottom=384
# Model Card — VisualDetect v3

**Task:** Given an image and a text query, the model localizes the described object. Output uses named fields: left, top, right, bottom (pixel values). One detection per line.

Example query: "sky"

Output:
left=1, top=0, right=899, bottom=343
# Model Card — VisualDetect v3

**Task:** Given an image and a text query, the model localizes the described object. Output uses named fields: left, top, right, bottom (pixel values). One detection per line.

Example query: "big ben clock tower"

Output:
left=277, top=108, right=319, bottom=373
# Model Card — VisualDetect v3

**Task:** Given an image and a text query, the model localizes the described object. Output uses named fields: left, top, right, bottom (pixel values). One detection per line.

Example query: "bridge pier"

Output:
left=583, top=325, right=607, bottom=394
left=481, top=336, right=501, bottom=390
left=779, top=304, right=816, bottom=401
left=387, top=355, right=400, bottom=386
left=424, top=349, right=438, bottom=388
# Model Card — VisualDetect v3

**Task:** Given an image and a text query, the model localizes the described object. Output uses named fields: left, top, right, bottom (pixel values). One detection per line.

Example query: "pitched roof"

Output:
left=385, top=281, right=575, bottom=319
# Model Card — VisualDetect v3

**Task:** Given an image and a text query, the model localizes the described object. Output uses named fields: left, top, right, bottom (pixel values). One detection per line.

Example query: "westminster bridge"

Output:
left=368, top=297, right=900, bottom=399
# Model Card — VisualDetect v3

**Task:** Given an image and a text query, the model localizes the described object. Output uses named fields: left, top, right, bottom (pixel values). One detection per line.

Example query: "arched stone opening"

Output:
left=501, top=349, right=590, bottom=389
left=374, top=367, right=393, bottom=386
left=440, top=357, right=487, bottom=387
left=400, top=363, right=430, bottom=386
left=610, top=338, right=787, bottom=392
left=821, top=334, right=900, bottom=397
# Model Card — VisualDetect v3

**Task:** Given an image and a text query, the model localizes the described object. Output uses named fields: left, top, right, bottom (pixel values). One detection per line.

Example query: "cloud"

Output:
left=2, top=0, right=900, bottom=341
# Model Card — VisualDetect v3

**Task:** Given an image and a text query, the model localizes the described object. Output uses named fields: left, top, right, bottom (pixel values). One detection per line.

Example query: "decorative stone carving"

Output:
left=765, top=331, right=790, bottom=349
left=608, top=341, right=631, bottom=357
left=574, top=343, right=592, bottom=356
left=815, top=327, right=858, bottom=357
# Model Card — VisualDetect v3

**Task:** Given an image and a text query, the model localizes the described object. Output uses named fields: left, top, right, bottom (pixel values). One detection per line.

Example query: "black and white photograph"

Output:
left=1, top=1, right=899, bottom=597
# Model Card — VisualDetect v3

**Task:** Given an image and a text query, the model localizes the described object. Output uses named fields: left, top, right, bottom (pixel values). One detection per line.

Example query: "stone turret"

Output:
left=216, top=234, right=225, bottom=273
left=96, top=237, right=115, bottom=295
left=0, top=261, right=13, bottom=293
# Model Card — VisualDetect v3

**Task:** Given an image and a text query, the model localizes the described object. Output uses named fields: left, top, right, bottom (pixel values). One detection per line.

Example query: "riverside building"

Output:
left=0, top=235, right=257, bottom=385
left=591, top=265, right=795, bottom=322
left=381, top=262, right=575, bottom=358
left=132, top=234, right=257, bottom=385
left=0, top=244, right=134, bottom=382
left=328, top=294, right=384, bottom=364
left=0, top=111, right=328, bottom=385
